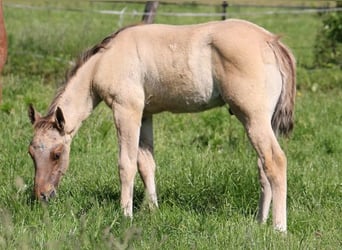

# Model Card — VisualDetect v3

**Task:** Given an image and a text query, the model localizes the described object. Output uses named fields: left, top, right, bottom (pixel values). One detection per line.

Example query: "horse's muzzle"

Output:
left=38, top=188, right=56, bottom=202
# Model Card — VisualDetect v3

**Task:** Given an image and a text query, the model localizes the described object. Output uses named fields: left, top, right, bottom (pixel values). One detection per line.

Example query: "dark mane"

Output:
left=45, top=24, right=141, bottom=117
left=34, top=116, right=55, bottom=131
left=66, top=23, right=140, bottom=81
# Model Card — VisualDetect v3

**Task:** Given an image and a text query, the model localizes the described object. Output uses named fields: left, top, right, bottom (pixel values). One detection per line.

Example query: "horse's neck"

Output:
left=56, top=55, right=100, bottom=135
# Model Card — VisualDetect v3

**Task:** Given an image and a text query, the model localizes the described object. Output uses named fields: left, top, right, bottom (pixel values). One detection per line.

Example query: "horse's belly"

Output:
left=143, top=43, right=224, bottom=113
left=144, top=80, right=225, bottom=114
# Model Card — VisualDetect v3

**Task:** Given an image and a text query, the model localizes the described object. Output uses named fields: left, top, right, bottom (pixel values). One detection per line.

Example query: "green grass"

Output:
left=1, top=1, right=342, bottom=249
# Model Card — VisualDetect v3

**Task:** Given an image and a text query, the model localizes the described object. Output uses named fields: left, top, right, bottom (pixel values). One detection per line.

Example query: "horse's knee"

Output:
left=119, top=157, right=138, bottom=182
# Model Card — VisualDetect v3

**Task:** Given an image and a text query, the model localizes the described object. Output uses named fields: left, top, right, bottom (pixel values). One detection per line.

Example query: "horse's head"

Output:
left=28, top=104, right=71, bottom=202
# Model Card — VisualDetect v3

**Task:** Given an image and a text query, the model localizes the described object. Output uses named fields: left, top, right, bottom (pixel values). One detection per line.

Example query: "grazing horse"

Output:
left=28, top=19, right=296, bottom=232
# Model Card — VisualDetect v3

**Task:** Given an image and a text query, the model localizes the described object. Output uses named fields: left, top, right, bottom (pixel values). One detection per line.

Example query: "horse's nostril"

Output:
left=40, top=189, right=56, bottom=202
left=50, top=190, right=56, bottom=198
left=40, top=192, right=48, bottom=202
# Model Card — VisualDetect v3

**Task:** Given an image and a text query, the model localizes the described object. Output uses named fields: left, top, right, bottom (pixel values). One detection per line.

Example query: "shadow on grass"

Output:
left=159, top=184, right=259, bottom=218
left=29, top=174, right=258, bottom=219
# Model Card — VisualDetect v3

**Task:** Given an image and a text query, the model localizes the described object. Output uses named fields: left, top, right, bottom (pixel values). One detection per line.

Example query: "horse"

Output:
left=28, top=19, right=296, bottom=232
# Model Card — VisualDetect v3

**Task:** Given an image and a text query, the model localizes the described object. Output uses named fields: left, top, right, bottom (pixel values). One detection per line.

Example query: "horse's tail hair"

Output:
left=268, top=37, right=296, bottom=137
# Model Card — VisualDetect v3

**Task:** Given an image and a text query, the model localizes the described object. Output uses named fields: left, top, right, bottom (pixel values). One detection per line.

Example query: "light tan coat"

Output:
left=29, top=19, right=296, bottom=232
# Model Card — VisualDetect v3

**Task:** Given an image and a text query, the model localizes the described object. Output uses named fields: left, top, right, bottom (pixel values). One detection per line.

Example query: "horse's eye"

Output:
left=53, top=152, right=61, bottom=161
left=51, top=144, right=64, bottom=161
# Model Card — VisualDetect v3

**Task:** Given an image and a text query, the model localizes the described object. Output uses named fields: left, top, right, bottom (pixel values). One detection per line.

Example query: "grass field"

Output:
left=1, top=1, right=341, bottom=249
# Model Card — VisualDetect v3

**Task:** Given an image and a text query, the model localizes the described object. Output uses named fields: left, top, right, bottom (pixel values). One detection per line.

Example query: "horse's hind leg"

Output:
left=246, top=118, right=287, bottom=232
left=138, top=116, right=158, bottom=210
left=257, top=157, right=272, bottom=224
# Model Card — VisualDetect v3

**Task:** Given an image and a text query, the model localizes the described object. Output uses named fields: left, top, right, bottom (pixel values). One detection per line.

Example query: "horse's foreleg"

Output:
left=257, top=157, right=272, bottom=224
left=138, top=116, right=158, bottom=210
left=246, top=120, right=287, bottom=232
left=113, top=104, right=142, bottom=218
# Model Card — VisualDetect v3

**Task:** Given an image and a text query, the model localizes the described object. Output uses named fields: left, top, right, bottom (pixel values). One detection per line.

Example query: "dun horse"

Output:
left=28, top=19, right=296, bottom=232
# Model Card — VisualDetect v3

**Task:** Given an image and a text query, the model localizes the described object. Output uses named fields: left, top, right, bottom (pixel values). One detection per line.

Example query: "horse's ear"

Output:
left=28, top=104, right=41, bottom=125
left=55, top=107, right=65, bottom=132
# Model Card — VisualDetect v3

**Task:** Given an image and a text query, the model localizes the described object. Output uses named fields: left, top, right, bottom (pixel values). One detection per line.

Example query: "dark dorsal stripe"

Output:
left=42, top=24, right=141, bottom=121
